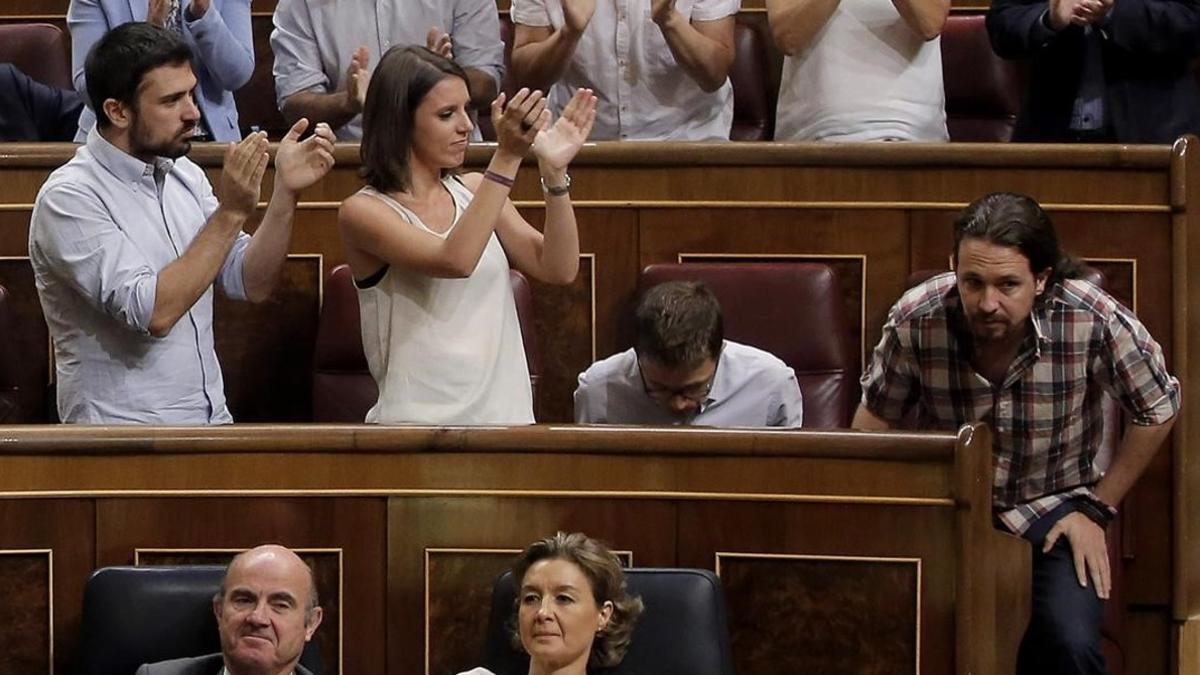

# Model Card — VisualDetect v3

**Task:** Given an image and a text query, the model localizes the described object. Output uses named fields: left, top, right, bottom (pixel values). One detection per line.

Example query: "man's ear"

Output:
left=304, top=606, right=324, bottom=640
left=102, top=98, right=132, bottom=130
left=212, top=596, right=222, bottom=621
left=1035, top=268, right=1051, bottom=294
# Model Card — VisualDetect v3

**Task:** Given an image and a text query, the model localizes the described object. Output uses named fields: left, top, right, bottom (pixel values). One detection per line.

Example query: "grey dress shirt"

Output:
left=29, top=128, right=250, bottom=424
left=271, top=0, right=505, bottom=140
left=574, top=340, right=804, bottom=427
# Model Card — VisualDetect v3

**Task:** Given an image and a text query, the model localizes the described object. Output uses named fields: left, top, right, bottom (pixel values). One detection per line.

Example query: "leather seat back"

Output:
left=941, top=14, right=1022, bottom=141
left=0, top=23, right=72, bottom=89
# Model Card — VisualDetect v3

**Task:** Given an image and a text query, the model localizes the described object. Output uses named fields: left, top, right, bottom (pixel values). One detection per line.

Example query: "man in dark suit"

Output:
left=986, top=0, right=1200, bottom=142
left=0, top=63, right=84, bottom=141
left=136, top=544, right=322, bottom=675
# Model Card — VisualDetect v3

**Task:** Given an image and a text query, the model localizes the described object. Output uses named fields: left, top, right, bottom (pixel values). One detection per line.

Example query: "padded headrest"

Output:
left=484, top=568, right=734, bottom=675
left=78, top=566, right=322, bottom=675
left=0, top=23, right=71, bottom=89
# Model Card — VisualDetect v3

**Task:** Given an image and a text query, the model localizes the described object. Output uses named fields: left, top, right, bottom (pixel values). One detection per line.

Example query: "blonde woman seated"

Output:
left=338, top=47, right=597, bottom=424
left=459, top=532, right=644, bottom=675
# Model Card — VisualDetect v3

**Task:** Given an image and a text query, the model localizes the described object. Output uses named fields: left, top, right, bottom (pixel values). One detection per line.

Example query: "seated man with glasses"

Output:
left=574, top=280, right=803, bottom=426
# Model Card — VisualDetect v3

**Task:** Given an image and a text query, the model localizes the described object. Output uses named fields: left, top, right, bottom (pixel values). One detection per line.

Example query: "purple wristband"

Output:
left=484, top=170, right=515, bottom=188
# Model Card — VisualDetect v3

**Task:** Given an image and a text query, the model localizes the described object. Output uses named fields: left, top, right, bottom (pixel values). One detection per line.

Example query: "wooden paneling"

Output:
left=0, top=550, right=52, bottom=675
left=0, top=499, right=94, bottom=675
left=95, top=497, right=387, bottom=675
left=214, top=255, right=322, bottom=422
left=684, top=502, right=955, bottom=675
left=0, top=139, right=1196, bottom=673
left=0, top=424, right=1022, bottom=674
left=720, top=553, right=920, bottom=674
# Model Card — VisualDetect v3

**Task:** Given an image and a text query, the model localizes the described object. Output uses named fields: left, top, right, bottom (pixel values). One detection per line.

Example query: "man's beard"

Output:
left=130, top=117, right=195, bottom=159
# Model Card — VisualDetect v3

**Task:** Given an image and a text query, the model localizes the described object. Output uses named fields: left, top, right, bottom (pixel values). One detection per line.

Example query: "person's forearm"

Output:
left=281, top=91, right=358, bottom=131
left=464, top=68, right=500, bottom=109
left=240, top=182, right=298, bottom=302
left=437, top=152, right=525, bottom=276
left=656, top=15, right=733, bottom=92
left=1093, top=417, right=1176, bottom=506
left=511, top=28, right=583, bottom=91
left=766, top=0, right=841, bottom=56
left=893, top=0, right=950, bottom=40
left=534, top=162, right=580, bottom=284
left=150, top=209, right=246, bottom=336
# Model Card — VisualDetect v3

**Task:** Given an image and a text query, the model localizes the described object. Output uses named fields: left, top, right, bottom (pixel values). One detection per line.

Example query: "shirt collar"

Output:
left=86, top=125, right=175, bottom=186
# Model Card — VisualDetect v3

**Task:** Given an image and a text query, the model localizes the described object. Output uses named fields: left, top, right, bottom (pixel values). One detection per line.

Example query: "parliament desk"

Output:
left=0, top=423, right=1023, bottom=675
left=2, top=139, right=1199, bottom=672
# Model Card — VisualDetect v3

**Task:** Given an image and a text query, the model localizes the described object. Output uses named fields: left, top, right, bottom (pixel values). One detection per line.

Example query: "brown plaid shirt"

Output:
left=861, top=273, right=1180, bottom=534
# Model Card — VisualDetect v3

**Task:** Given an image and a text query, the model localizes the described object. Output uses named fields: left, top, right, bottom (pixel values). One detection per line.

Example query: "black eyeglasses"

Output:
left=637, top=360, right=717, bottom=404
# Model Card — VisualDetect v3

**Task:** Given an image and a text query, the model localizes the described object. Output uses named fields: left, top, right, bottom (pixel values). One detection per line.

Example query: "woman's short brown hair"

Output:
left=511, top=532, right=644, bottom=669
left=359, top=45, right=469, bottom=193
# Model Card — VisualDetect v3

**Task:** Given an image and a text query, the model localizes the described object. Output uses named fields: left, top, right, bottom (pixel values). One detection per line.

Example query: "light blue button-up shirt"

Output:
left=270, top=0, right=505, bottom=140
left=574, top=340, right=804, bottom=427
left=29, top=128, right=250, bottom=424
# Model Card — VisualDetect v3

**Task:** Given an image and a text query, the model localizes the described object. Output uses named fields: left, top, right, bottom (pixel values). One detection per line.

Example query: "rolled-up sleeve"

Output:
left=692, top=0, right=741, bottom=22
left=510, top=0, right=551, bottom=26
left=31, top=184, right=158, bottom=334
left=452, top=0, right=506, bottom=89
left=271, top=0, right=332, bottom=106
left=860, top=313, right=921, bottom=424
left=1099, top=307, right=1181, bottom=425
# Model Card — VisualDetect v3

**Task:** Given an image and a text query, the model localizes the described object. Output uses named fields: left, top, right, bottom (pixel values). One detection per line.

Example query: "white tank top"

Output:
left=355, top=177, right=535, bottom=425
left=774, top=0, right=948, bottom=142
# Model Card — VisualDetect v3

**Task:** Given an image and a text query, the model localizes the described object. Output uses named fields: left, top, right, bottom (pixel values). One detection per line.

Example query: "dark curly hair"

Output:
left=511, top=532, right=644, bottom=669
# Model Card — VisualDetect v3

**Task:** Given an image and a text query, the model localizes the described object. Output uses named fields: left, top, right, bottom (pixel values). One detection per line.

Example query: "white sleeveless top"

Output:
left=355, top=177, right=535, bottom=425
left=774, top=0, right=948, bottom=142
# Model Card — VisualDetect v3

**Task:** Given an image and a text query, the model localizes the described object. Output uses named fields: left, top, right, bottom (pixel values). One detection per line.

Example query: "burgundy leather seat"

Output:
left=905, top=266, right=1125, bottom=675
left=730, top=18, right=772, bottom=141
left=940, top=14, right=1022, bottom=142
left=637, top=263, right=857, bottom=428
left=312, top=264, right=541, bottom=422
left=0, top=23, right=72, bottom=89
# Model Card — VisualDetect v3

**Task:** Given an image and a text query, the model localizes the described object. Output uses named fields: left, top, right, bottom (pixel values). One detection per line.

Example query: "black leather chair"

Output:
left=77, top=566, right=322, bottom=675
left=483, top=568, right=734, bottom=675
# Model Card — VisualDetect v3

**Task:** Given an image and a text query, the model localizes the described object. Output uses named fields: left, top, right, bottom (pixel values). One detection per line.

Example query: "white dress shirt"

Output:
left=29, top=128, right=250, bottom=424
left=574, top=340, right=804, bottom=426
left=511, top=0, right=738, bottom=140
left=271, top=0, right=505, bottom=140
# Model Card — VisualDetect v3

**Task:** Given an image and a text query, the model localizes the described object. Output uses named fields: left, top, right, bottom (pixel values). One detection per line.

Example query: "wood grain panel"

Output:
left=0, top=256, right=53, bottom=422
left=0, top=550, right=52, bottom=675
left=719, top=554, right=919, bottom=675
left=0, top=499, right=94, bottom=675
left=95, top=497, right=386, bottom=675
left=214, top=255, right=321, bottom=422
left=389, top=496, right=675, bottom=675
left=678, top=501, right=958, bottom=675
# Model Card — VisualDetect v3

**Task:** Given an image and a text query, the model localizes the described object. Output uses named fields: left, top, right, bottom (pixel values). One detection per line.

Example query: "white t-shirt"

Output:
left=511, top=0, right=739, bottom=140
left=774, top=0, right=948, bottom=141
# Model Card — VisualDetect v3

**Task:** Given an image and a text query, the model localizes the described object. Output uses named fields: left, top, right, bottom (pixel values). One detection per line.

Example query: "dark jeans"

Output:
left=1016, top=501, right=1107, bottom=675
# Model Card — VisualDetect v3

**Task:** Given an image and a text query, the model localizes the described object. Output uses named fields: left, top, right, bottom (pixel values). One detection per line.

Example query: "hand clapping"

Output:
left=273, top=119, right=337, bottom=196
left=532, top=88, right=598, bottom=172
